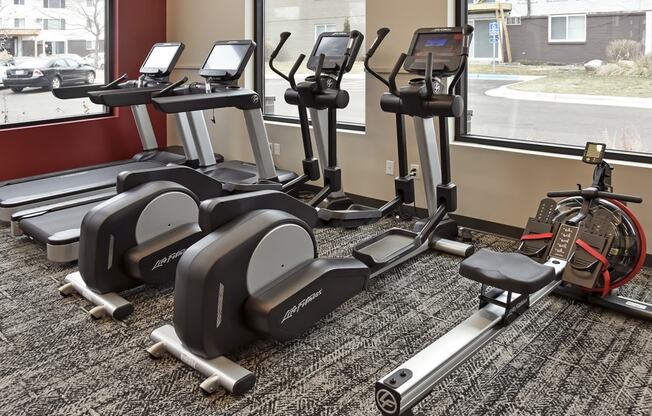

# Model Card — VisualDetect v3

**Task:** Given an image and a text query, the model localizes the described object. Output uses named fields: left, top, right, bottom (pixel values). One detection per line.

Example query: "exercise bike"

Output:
left=374, top=142, right=650, bottom=416
left=145, top=25, right=475, bottom=396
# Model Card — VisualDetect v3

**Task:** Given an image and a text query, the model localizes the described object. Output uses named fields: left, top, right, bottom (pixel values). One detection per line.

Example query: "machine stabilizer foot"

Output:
left=58, top=272, right=134, bottom=320
left=149, top=325, right=256, bottom=395
left=146, top=341, right=167, bottom=358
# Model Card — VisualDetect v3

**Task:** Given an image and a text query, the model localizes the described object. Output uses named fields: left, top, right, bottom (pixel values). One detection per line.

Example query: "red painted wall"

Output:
left=0, top=0, right=167, bottom=181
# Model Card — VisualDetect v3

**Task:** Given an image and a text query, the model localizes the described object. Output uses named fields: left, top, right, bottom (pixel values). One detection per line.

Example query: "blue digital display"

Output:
left=425, top=38, right=449, bottom=47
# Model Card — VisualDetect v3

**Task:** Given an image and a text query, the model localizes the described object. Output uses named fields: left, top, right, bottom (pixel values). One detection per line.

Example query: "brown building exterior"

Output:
left=509, top=13, right=647, bottom=64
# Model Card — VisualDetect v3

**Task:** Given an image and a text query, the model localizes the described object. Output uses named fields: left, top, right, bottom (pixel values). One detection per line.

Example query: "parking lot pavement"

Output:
left=0, top=87, right=106, bottom=125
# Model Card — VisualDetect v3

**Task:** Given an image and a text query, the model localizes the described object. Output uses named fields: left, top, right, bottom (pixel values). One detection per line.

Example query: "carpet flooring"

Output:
left=0, top=219, right=651, bottom=416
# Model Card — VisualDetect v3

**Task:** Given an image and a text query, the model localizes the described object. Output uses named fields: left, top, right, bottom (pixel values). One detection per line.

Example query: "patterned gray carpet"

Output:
left=0, top=219, right=651, bottom=416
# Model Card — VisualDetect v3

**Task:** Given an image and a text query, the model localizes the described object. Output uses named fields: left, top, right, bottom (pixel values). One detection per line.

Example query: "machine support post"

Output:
left=328, top=108, right=338, bottom=168
left=298, top=106, right=315, bottom=160
left=438, top=117, right=451, bottom=185
left=396, top=115, right=409, bottom=178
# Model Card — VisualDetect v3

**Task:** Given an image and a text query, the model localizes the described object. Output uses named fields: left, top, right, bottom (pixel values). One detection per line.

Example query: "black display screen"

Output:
left=412, top=33, right=463, bottom=59
left=314, top=36, right=350, bottom=57
left=203, top=44, right=250, bottom=71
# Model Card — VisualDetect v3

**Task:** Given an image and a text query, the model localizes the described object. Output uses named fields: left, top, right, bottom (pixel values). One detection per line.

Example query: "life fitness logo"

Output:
left=376, top=388, right=399, bottom=415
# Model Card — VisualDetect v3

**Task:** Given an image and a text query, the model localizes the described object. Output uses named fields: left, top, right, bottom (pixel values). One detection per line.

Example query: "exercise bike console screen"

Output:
left=405, top=29, right=465, bottom=76
left=140, top=43, right=185, bottom=77
left=199, top=40, right=255, bottom=81
left=583, top=142, right=606, bottom=164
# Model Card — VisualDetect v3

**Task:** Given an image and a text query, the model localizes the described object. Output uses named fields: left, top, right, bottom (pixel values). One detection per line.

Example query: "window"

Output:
left=314, top=23, right=337, bottom=41
left=459, top=1, right=652, bottom=160
left=43, top=0, right=66, bottom=8
left=549, top=15, right=586, bottom=43
left=0, top=0, right=110, bottom=129
left=43, top=18, right=66, bottom=30
left=14, top=0, right=26, bottom=5
left=259, top=0, right=366, bottom=128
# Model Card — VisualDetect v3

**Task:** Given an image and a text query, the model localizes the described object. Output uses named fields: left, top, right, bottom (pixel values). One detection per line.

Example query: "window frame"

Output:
left=0, top=0, right=114, bottom=130
left=455, top=0, right=652, bottom=164
left=253, top=0, right=366, bottom=132
left=548, top=14, right=587, bottom=44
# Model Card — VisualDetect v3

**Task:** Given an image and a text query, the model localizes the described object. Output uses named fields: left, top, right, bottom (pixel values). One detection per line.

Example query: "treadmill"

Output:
left=151, top=40, right=300, bottom=193
left=9, top=43, right=208, bottom=263
left=0, top=42, right=196, bottom=223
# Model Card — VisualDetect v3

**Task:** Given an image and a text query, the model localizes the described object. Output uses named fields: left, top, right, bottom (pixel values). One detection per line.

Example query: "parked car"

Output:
left=82, top=52, right=105, bottom=69
left=2, top=57, right=96, bottom=93
left=0, top=60, right=13, bottom=87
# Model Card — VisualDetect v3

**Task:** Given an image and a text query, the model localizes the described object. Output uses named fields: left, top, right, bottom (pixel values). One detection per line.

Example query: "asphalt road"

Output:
left=467, top=79, right=652, bottom=153
left=265, top=76, right=652, bottom=153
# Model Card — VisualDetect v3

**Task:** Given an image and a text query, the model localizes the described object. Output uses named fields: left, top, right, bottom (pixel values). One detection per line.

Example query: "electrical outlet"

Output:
left=385, top=160, right=395, bottom=176
left=273, top=143, right=281, bottom=156
left=410, top=164, right=421, bottom=180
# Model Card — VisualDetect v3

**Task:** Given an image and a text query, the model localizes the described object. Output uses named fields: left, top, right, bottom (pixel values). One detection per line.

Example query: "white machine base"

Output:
left=59, top=272, right=134, bottom=320
left=148, top=325, right=256, bottom=395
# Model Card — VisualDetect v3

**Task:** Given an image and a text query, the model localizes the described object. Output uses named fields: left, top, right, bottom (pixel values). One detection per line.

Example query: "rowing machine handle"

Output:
left=547, top=190, right=581, bottom=198
left=597, top=191, right=643, bottom=204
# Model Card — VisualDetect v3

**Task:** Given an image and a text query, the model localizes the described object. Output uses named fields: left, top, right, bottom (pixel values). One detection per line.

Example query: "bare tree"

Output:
left=65, top=0, right=105, bottom=67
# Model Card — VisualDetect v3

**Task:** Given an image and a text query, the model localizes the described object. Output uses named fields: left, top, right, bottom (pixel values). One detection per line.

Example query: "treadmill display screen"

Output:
left=141, top=45, right=182, bottom=74
left=203, top=44, right=250, bottom=72
left=314, top=36, right=350, bottom=57
left=412, top=33, right=463, bottom=59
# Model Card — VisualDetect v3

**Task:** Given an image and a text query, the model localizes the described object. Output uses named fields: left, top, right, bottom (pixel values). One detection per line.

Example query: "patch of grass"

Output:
left=508, top=73, right=652, bottom=98
left=469, top=63, right=583, bottom=76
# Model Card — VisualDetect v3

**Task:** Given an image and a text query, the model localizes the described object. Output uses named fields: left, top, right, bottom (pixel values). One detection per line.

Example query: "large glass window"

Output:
left=462, top=0, right=652, bottom=158
left=261, top=0, right=366, bottom=127
left=0, top=0, right=109, bottom=128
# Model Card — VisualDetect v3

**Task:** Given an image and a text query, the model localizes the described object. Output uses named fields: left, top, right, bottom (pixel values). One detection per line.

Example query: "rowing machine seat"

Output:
left=460, top=249, right=556, bottom=294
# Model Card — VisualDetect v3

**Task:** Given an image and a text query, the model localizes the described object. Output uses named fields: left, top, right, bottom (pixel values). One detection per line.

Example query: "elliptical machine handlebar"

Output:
left=269, top=32, right=305, bottom=90
left=153, top=77, right=189, bottom=98
left=388, top=53, right=407, bottom=96
left=99, top=73, right=129, bottom=90
left=364, top=28, right=391, bottom=90
left=548, top=188, right=642, bottom=204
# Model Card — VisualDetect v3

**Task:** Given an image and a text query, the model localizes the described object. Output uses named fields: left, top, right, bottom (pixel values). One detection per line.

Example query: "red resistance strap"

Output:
left=521, top=232, right=554, bottom=241
left=575, top=239, right=611, bottom=297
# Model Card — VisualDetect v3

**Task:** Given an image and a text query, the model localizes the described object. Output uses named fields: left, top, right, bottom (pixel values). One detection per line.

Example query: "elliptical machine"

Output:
left=374, top=142, right=650, bottom=416
left=146, top=25, right=475, bottom=395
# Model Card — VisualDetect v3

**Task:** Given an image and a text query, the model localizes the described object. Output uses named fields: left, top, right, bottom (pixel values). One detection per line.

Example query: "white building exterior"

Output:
left=0, top=0, right=105, bottom=58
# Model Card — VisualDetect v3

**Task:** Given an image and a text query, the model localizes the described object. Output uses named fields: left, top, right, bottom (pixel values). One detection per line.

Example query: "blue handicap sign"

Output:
left=490, top=34, right=499, bottom=44
left=489, top=22, right=499, bottom=36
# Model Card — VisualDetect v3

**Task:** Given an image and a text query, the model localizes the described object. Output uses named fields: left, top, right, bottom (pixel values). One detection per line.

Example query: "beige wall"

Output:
left=166, top=0, right=652, bottom=254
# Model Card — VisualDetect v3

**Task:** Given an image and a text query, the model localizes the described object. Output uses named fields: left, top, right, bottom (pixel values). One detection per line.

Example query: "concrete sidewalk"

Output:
left=485, top=78, right=652, bottom=109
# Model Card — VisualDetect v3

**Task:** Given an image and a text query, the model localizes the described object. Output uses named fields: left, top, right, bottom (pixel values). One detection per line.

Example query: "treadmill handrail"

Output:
left=152, top=87, right=262, bottom=113
left=88, top=86, right=169, bottom=107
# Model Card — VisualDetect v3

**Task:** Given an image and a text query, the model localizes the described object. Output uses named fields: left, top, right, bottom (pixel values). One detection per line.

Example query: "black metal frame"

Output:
left=454, top=0, right=652, bottom=164
left=0, top=0, right=114, bottom=130
left=253, top=0, right=366, bottom=133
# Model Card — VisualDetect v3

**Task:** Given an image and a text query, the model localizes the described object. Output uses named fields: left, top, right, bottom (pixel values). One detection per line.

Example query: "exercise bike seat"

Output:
left=460, top=249, right=556, bottom=295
